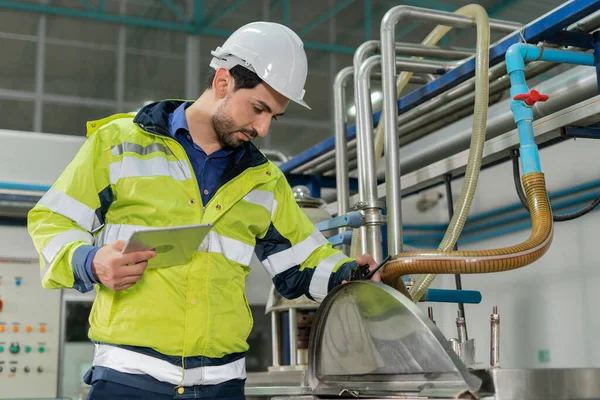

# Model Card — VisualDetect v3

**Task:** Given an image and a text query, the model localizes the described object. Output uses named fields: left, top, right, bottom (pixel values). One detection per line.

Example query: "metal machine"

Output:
left=308, top=281, right=600, bottom=400
left=0, top=258, right=61, bottom=399
left=247, top=1, right=600, bottom=399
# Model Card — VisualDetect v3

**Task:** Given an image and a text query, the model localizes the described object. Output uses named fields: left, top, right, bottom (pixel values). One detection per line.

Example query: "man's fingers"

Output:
left=121, top=250, right=156, bottom=266
left=111, top=240, right=128, bottom=252
left=119, top=274, right=145, bottom=287
left=114, top=282, right=137, bottom=291
left=118, top=261, right=148, bottom=278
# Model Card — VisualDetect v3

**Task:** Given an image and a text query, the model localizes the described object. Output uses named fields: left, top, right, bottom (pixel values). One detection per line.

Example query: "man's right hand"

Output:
left=91, top=240, right=156, bottom=291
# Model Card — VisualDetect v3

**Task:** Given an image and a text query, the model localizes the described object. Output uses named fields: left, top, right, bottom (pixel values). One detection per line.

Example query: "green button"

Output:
left=38, top=346, right=45, bottom=353
left=0, top=346, right=4, bottom=353
left=25, top=346, right=31, bottom=353
left=10, top=344, right=19, bottom=354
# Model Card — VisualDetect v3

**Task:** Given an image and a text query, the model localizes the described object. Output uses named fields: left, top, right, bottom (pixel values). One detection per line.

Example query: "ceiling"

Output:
left=0, top=0, right=569, bottom=156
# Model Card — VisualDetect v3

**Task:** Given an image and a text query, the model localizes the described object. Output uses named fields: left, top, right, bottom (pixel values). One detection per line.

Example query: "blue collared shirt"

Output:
left=168, top=102, right=245, bottom=205
left=80, top=102, right=244, bottom=288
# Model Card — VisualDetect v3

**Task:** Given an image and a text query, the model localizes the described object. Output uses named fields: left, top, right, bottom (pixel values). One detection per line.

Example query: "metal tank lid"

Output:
left=292, top=186, right=326, bottom=209
left=307, top=281, right=482, bottom=398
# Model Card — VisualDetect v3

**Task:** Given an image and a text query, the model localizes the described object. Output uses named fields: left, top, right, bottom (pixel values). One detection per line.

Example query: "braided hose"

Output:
left=386, top=4, right=491, bottom=300
left=352, top=5, right=489, bottom=293
left=381, top=173, right=553, bottom=279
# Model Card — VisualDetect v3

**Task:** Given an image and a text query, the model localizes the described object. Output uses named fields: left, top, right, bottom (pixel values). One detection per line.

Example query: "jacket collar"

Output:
left=133, top=100, right=268, bottom=169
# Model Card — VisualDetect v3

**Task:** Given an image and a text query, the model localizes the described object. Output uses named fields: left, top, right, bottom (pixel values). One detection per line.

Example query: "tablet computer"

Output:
left=121, top=224, right=213, bottom=268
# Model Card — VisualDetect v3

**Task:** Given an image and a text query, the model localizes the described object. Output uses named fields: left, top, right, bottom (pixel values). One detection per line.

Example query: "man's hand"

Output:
left=355, top=253, right=382, bottom=282
left=91, top=240, right=156, bottom=291
left=343, top=253, right=382, bottom=283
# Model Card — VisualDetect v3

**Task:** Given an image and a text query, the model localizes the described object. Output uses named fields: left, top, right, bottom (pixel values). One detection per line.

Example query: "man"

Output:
left=28, top=22, right=379, bottom=400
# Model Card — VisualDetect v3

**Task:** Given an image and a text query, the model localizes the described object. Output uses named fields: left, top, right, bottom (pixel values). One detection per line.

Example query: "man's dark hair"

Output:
left=205, top=65, right=263, bottom=91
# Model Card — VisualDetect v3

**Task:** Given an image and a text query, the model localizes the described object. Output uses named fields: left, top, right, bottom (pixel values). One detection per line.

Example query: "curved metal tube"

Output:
left=297, top=60, right=554, bottom=176
left=357, top=56, right=384, bottom=260
left=334, top=66, right=354, bottom=218
left=333, top=69, right=435, bottom=220
left=260, top=149, right=289, bottom=163
left=381, top=173, right=553, bottom=279
left=355, top=56, right=457, bottom=260
left=379, top=5, right=518, bottom=261
left=382, top=4, right=493, bottom=300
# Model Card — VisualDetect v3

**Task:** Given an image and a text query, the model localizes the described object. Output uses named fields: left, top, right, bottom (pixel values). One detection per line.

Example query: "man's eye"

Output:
left=254, top=107, right=263, bottom=114
left=272, top=116, right=278, bottom=121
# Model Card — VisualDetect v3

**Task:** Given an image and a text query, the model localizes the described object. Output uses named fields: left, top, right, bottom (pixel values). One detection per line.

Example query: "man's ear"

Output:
left=213, top=68, right=233, bottom=99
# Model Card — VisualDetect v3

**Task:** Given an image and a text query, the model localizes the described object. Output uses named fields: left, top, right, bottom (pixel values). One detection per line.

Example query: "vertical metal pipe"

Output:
left=288, top=308, right=297, bottom=366
left=456, top=310, right=467, bottom=343
left=334, top=67, right=354, bottom=218
left=445, top=175, right=467, bottom=335
left=34, top=2, right=47, bottom=132
left=353, top=41, right=379, bottom=255
left=115, top=0, right=126, bottom=113
left=271, top=312, right=280, bottom=367
left=380, top=13, right=403, bottom=256
left=357, top=55, right=384, bottom=262
left=491, top=305, right=500, bottom=368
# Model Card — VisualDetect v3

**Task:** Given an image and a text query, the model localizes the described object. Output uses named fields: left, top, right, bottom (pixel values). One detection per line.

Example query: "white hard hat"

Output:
left=210, top=21, right=310, bottom=110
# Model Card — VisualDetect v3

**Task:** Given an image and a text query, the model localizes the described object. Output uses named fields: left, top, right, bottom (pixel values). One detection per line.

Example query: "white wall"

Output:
left=406, top=136, right=600, bottom=369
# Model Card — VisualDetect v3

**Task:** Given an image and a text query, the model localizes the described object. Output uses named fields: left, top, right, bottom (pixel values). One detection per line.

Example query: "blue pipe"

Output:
left=423, top=289, right=482, bottom=304
left=0, top=182, right=51, bottom=192
left=315, top=211, right=363, bottom=232
left=506, top=43, right=595, bottom=73
left=506, top=43, right=595, bottom=175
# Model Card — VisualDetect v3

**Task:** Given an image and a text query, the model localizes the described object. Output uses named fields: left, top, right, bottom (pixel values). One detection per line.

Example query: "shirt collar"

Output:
left=168, top=101, right=246, bottom=163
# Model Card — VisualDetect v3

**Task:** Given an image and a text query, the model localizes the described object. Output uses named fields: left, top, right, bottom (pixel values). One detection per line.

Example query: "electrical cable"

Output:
left=511, top=149, right=600, bottom=221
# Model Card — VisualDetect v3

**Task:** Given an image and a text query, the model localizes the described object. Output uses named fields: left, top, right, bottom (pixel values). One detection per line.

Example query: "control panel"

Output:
left=0, top=258, right=61, bottom=399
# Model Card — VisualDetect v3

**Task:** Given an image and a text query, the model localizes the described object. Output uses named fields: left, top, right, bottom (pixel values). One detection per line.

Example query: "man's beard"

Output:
left=212, top=100, right=257, bottom=148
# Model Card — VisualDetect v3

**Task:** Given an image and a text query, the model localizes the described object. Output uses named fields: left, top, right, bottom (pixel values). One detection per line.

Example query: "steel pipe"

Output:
left=334, top=66, right=354, bottom=218
left=288, top=308, right=297, bottom=366
left=357, top=55, right=384, bottom=259
left=261, top=149, right=290, bottom=163
left=332, top=68, right=434, bottom=218
left=271, top=312, right=280, bottom=367
left=380, top=5, right=512, bottom=257
left=299, top=60, right=552, bottom=176
left=356, top=57, right=452, bottom=259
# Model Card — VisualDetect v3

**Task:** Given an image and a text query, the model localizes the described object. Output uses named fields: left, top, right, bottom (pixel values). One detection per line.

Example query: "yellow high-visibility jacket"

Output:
left=27, top=100, right=357, bottom=359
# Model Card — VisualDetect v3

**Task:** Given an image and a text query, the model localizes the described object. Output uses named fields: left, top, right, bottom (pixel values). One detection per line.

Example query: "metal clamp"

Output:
left=352, top=200, right=384, bottom=211
left=362, top=211, right=387, bottom=226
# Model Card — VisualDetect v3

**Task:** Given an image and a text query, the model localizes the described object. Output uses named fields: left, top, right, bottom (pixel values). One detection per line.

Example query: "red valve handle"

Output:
left=513, top=89, right=549, bottom=106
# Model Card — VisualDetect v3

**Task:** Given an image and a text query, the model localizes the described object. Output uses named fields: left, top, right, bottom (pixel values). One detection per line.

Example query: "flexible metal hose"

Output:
left=381, top=173, right=553, bottom=279
left=404, top=5, right=490, bottom=301
left=351, top=5, right=490, bottom=290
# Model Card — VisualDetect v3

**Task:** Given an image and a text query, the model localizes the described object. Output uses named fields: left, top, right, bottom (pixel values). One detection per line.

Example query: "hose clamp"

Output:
left=363, top=211, right=387, bottom=226
left=352, top=200, right=384, bottom=211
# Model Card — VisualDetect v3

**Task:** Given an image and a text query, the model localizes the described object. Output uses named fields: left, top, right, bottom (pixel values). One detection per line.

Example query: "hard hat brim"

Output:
left=290, top=97, right=311, bottom=110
